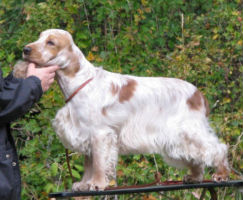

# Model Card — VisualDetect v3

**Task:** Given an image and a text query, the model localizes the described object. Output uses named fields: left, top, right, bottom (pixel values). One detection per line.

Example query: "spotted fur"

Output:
left=21, top=29, right=230, bottom=191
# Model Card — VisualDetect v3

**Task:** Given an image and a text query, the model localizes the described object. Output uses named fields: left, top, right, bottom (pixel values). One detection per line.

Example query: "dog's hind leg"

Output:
left=162, top=152, right=205, bottom=183
left=183, top=162, right=205, bottom=183
left=211, top=144, right=230, bottom=182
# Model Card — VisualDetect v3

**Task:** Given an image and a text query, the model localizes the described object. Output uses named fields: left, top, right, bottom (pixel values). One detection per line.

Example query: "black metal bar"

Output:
left=49, top=180, right=243, bottom=198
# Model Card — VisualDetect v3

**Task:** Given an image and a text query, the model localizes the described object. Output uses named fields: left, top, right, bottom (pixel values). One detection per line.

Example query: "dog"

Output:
left=14, top=29, right=230, bottom=191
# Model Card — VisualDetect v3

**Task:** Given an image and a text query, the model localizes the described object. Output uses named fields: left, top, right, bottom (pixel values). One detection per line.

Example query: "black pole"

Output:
left=49, top=180, right=243, bottom=198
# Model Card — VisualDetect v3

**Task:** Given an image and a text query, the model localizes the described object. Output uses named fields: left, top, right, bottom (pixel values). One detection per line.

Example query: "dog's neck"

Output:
left=56, top=56, right=96, bottom=100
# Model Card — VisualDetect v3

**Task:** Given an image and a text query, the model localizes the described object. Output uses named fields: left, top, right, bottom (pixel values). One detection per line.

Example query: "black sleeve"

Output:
left=0, top=69, right=43, bottom=125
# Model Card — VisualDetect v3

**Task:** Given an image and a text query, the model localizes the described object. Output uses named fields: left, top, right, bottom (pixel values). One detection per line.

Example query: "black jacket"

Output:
left=0, top=68, right=42, bottom=200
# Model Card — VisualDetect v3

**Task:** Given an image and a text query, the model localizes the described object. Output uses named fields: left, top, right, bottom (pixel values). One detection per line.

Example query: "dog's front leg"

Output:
left=87, top=131, right=117, bottom=191
left=72, top=155, right=93, bottom=191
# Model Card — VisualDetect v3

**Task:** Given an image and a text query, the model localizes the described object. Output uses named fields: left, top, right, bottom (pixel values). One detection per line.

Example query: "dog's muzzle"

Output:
left=23, top=46, right=32, bottom=55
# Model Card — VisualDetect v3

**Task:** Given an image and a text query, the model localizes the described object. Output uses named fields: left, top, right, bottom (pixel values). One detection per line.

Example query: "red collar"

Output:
left=65, top=77, right=93, bottom=103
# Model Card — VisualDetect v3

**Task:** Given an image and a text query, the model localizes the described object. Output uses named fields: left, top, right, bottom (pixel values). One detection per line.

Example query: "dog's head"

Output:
left=23, top=29, right=82, bottom=75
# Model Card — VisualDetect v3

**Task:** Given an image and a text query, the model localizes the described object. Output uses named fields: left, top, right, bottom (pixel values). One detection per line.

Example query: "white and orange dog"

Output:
left=15, top=29, right=230, bottom=191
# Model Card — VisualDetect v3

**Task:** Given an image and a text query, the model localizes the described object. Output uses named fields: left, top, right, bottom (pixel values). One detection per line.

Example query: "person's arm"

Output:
left=0, top=70, right=42, bottom=124
left=0, top=63, right=59, bottom=125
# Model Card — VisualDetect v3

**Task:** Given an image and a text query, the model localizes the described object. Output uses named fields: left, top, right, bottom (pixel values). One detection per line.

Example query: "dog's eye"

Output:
left=47, top=40, right=55, bottom=46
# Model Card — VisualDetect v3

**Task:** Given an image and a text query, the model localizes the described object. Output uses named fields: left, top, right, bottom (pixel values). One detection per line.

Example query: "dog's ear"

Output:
left=68, top=44, right=73, bottom=52
left=13, top=60, right=29, bottom=78
left=62, top=51, right=80, bottom=77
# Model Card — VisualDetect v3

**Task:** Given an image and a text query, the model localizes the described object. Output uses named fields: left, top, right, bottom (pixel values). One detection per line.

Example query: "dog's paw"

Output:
left=86, top=180, right=107, bottom=191
left=72, top=181, right=89, bottom=191
left=183, top=175, right=202, bottom=184
left=212, top=173, right=228, bottom=182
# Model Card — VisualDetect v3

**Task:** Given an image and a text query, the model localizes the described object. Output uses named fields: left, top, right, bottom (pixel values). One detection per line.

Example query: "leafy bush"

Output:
left=0, top=0, right=242, bottom=199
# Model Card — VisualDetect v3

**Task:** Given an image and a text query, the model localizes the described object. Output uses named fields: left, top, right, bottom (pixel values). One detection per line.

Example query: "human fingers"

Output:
left=49, top=72, right=56, bottom=79
left=46, top=65, right=60, bottom=73
left=26, top=63, right=37, bottom=77
left=42, top=78, right=54, bottom=92
left=49, top=78, right=55, bottom=85
left=27, top=63, right=36, bottom=72
left=28, top=63, right=36, bottom=69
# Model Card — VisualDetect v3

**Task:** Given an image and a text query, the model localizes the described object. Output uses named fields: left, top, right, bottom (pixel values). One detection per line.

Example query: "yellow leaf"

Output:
left=205, top=57, right=212, bottom=63
left=138, top=8, right=143, bottom=15
left=87, top=52, right=95, bottom=61
left=134, top=14, right=140, bottom=25
left=144, top=7, right=151, bottom=13
left=95, top=56, right=103, bottom=62
left=232, top=11, right=239, bottom=16
left=146, top=69, right=152, bottom=75
left=240, top=162, right=243, bottom=169
left=176, top=55, right=182, bottom=61
left=109, top=179, right=116, bottom=186
left=0, top=20, right=5, bottom=24
left=223, top=97, right=231, bottom=104
left=213, top=34, right=219, bottom=40
left=176, top=45, right=184, bottom=50
left=67, top=28, right=74, bottom=34
left=237, top=40, right=243, bottom=46
left=141, top=0, right=148, bottom=6
left=91, top=46, right=99, bottom=52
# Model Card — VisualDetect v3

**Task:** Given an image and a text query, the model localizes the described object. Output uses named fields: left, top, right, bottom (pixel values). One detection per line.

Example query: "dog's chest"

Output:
left=52, top=104, right=92, bottom=154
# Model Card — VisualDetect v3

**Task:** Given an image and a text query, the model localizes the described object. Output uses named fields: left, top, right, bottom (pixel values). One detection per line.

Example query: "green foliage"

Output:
left=0, top=0, right=242, bottom=199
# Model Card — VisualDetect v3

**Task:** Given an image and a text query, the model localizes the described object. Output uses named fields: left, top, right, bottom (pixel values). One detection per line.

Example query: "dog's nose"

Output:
left=23, top=46, right=32, bottom=55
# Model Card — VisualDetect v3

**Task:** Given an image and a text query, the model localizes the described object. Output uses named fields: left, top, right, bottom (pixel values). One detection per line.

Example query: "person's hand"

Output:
left=26, top=63, right=60, bottom=92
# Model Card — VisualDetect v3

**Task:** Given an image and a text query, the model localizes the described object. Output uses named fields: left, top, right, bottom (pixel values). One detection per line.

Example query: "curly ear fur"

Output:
left=12, top=60, right=29, bottom=78
left=13, top=60, right=41, bottom=78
